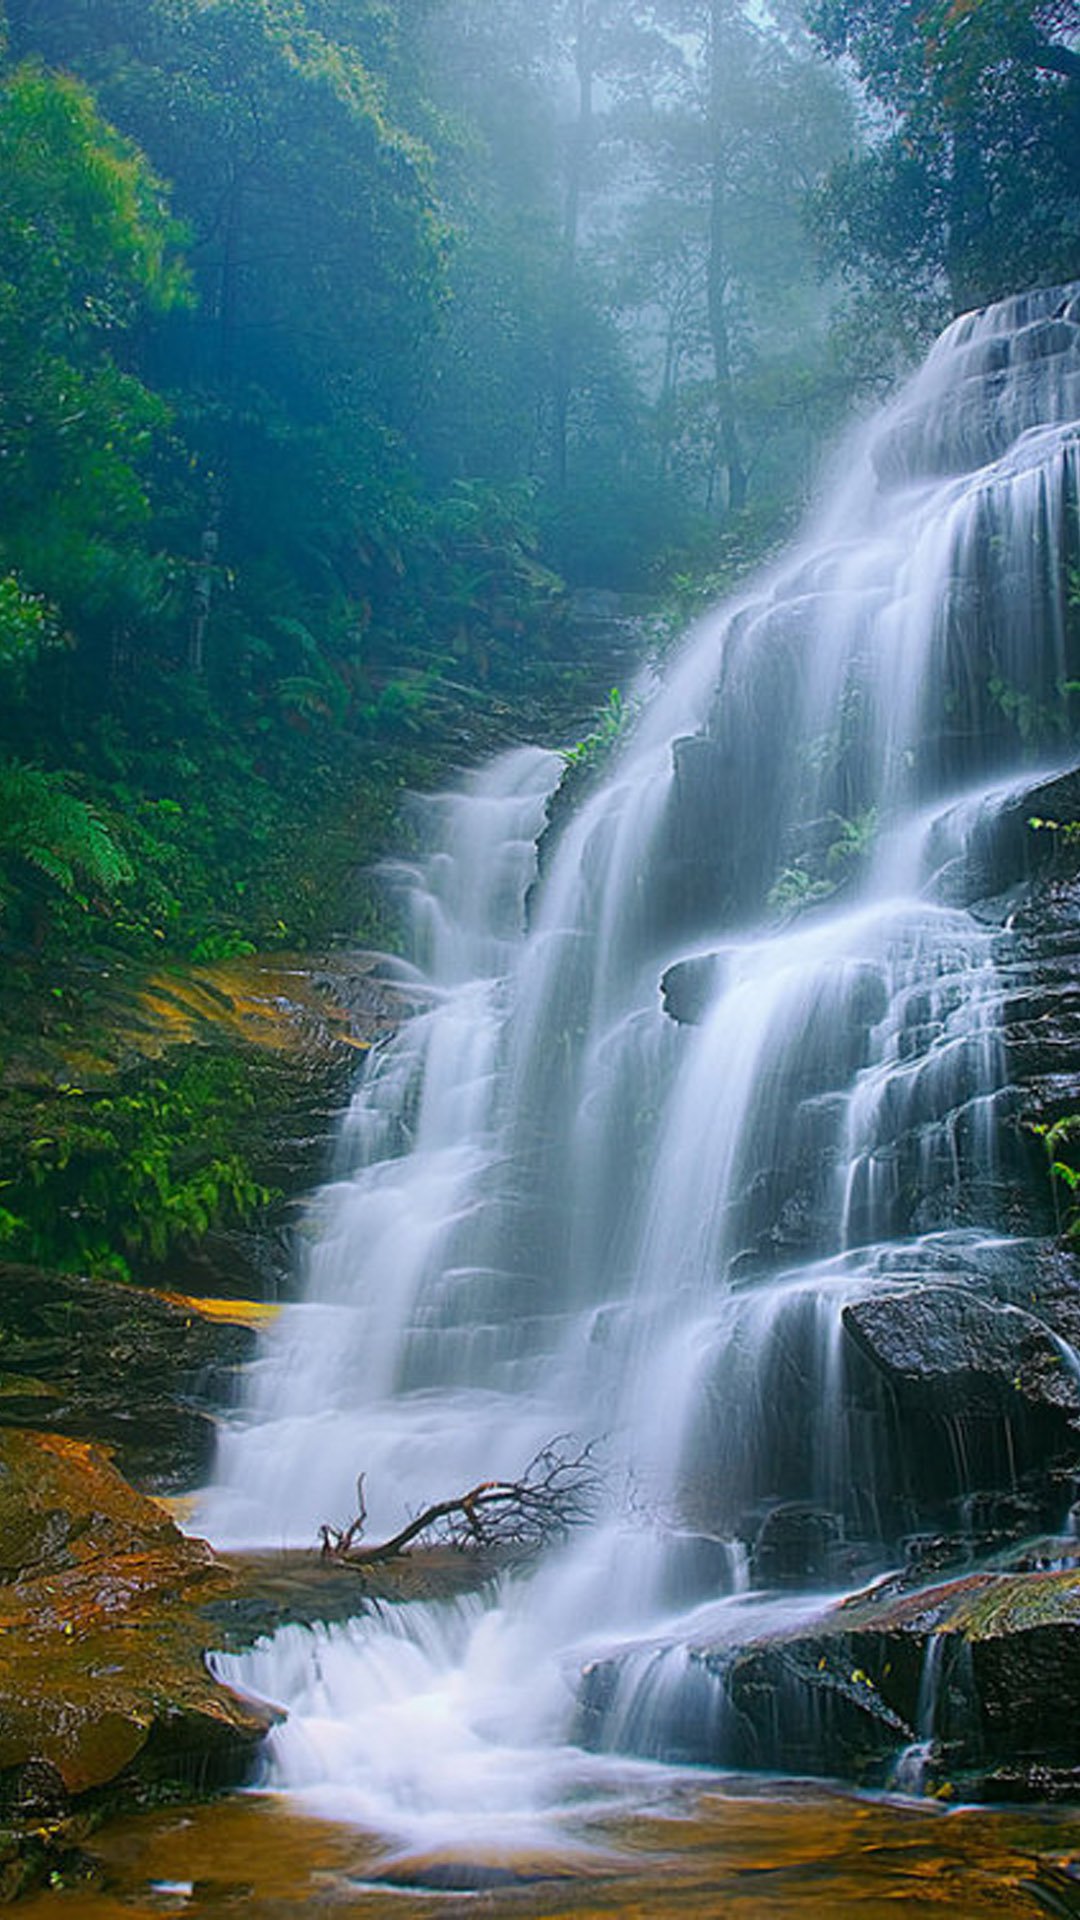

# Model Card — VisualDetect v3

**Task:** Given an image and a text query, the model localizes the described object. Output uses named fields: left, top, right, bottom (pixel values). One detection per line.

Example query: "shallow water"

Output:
left=27, top=1781, right=1080, bottom=1917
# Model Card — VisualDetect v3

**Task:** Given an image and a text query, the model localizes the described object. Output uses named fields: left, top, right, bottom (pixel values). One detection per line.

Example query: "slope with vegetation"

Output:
left=0, top=0, right=862, bottom=1283
left=0, top=0, right=1077, bottom=1282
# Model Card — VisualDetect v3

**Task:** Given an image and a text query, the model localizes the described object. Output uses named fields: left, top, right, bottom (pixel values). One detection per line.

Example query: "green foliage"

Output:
left=1029, top=815, right=1080, bottom=844
left=766, top=864, right=838, bottom=918
left=64, top=695, right=333, bottom=956
left=560, top=688, right=627, bottom=771
left=389, top=481, right=567, bottom=687
left=0, top=575, right=59, bottom=671
left=0, top=60, right=189, bottom=327
left=1030, top=1112, right=1080, bottom=1244
left=0, top=762, right=132, bottom=917
left=988, top=672, right=1080, bottom=745
left=0, top=1053, right=274, bottom=1278
left=1028, top=811, right=1080, bottom=884
left=767, top=808, right=878, bottom=920
left=0, top=63, right=189, bottom=637
left=825, top=806, right=878, bottom=871
left=657, top=503, right=804, bottom=642
left=539, top=686, right=633, bottom=853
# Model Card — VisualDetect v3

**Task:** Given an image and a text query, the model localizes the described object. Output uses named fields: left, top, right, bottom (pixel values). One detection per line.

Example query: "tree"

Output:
left=0, top=62, right=189, bottom=657
left=10, top=0, right=450, bottom=698
left=414, top=0, right=674, bottom=582
left=809, top=0, right=1080, bottom=319
left=595, top=1, right=852, bottom=524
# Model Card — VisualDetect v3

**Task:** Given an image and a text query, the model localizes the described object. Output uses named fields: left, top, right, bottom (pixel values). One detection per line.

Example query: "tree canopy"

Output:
left=809, top=0, right=1080, bottom=323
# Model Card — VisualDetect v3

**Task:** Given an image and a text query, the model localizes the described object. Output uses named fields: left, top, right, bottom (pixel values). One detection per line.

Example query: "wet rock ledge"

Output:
left=0, top=1262, right=259, bottom=1493
left=729, top=1552, right=1080, bottom=1802
left=0, top=1424, right=502, bottom=1900
left=577, top=1544, right=1080, bottom=1803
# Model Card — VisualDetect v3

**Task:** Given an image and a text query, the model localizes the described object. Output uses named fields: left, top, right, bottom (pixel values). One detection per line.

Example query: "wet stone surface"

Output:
left=0, top=1262, right=257, bottom=1493
left=0, top=1427, right=272, bottom=1898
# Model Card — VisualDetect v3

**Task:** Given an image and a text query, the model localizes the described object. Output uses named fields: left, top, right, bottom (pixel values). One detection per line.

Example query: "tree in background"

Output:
left=590, top=0, right=852, bottom=537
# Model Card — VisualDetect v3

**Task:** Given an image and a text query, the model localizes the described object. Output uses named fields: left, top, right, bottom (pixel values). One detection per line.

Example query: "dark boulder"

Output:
left=751, top=1505, right=842, bottom=1589
left=660, top=952, right=727, bottom=1026
left=842, top=1284, right=1080, bottom=1423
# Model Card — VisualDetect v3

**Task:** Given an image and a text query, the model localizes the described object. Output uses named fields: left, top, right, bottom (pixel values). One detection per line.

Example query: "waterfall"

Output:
left=203, top=284, right=1080, bottom=1853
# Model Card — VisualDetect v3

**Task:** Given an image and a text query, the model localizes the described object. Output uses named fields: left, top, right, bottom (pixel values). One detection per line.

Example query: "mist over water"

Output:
left=204, top=285, right=1080, bottom=1856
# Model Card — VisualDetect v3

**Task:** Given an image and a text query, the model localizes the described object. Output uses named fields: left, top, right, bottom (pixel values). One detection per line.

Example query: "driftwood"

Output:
left=318, top=1437, right=601, bottom=1565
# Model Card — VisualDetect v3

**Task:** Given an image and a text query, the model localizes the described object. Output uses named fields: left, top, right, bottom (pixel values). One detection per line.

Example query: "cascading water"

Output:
left=201, top=284, right=1080, bottom=1857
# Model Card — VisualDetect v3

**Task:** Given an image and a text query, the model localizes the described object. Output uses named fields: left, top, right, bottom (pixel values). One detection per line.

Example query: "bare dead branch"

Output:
left=320, top=1472, right=368, bottom=1559
left=318, top=1437, right=602, bottom=1566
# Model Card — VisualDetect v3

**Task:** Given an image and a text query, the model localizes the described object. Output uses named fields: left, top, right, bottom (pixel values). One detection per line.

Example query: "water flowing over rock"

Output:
left=202, top=285, right=1080, bottom=1831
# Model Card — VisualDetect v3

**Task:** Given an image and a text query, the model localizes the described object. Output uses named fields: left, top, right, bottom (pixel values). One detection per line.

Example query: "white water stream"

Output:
left=200, top=285, right=1080, bottom=1860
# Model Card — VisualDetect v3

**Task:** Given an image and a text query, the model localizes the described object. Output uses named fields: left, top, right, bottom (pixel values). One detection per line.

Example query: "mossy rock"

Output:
left=0, top=950, right=423, bottom=1298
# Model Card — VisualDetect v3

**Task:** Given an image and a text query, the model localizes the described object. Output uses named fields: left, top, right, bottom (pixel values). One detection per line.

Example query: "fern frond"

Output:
left=0, top=760, right=132, bottom=902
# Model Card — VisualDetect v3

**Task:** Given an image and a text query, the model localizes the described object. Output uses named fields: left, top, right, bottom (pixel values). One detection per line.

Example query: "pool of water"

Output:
left=26, top=1779, right=1080, bottom=1918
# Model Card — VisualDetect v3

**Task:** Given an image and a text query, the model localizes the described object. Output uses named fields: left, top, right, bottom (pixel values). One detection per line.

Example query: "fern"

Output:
left=0, top=760, right=132, bottom=907
left=560, top=688, right=627, bottom=770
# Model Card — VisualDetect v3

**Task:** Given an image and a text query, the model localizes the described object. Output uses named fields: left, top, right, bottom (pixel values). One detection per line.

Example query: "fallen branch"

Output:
left=318, top=1437, right=602, bottom=1565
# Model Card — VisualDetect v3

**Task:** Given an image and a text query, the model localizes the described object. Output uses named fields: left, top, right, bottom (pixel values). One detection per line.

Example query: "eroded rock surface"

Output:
left=842, top=1284, right=1080, bottom=1421
left=718, top=1560, right=1080, bottom=1799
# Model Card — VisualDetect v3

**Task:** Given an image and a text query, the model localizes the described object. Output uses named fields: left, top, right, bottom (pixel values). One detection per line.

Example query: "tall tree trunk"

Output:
left=706, top=0, right=747, bottom=514
left=553, top=0, right=595, bottom=492
left=658, top=307, right=680, bottom=482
